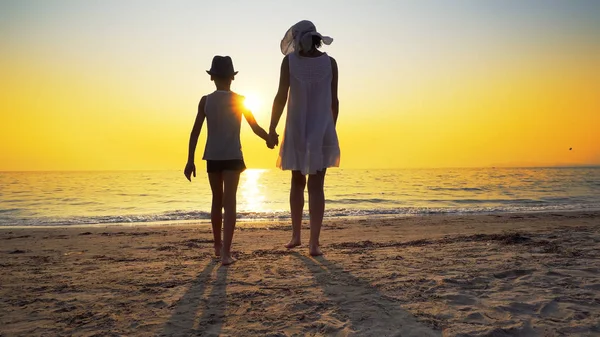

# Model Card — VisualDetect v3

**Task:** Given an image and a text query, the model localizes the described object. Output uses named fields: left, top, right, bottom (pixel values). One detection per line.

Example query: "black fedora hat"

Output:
left=206, top=55, right=238, bottom=77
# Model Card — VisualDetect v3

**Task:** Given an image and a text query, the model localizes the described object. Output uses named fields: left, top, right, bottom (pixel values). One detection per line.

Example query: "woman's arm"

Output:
left=330, top=57, right=339, bottom=126
left=268, top=56, right=290, bottom=144
left=184, top=96, right=206, bottom=181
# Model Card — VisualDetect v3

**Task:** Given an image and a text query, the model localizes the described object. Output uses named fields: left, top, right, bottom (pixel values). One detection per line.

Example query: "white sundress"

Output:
left=277, top=52, right=341, bottom=175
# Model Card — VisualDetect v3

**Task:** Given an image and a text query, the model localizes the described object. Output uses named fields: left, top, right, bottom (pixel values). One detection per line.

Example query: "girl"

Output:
left=185, top=55, right=274, bottom=265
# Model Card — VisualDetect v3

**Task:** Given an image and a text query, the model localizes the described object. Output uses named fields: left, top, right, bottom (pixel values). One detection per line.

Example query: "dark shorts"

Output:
left=206, top=159, right=246, bottom=173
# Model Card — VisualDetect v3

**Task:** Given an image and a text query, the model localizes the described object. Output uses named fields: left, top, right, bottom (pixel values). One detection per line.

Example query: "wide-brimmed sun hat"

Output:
left=280, top=20, right=333, bottom=55
left=206, top=55, right=238, bottom=77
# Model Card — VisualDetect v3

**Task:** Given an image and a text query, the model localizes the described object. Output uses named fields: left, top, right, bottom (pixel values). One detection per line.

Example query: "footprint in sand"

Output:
left=465, top=311, right=487, bottom=322
left=539, top=300, right=562, bottom=317
left=442, top=294, right=478, bottom=306
left=501, top=301, right=539, bottom=315
left=584, top=283, right=600, bottom=291
left=483, top=307, right=512, bottom=321
left=493, top=269, right=533, bottom=279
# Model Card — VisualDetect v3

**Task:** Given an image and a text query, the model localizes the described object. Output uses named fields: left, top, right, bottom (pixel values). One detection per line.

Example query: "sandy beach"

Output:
left=1, top=211, right=599, bottom=336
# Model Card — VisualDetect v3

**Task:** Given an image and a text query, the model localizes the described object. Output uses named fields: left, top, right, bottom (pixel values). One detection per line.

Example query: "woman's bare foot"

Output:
left=285, top=238, right=301, bottom=249
left=214, top=244, right=222, bottom=257
left=221, top=254, right=236, bottom=266
left=309, top=244, right=323, bottom=256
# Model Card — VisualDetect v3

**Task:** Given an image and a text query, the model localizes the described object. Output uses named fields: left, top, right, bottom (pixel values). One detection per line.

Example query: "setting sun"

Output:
left=243, top=94, right=262, bottom=114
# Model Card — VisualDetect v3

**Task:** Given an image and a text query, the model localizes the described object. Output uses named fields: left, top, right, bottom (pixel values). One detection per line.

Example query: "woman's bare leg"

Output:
left=286, top=170, right=306, bottom=248
left=208, top=172, right=224, bottom=257
left=221, top=170, right=240, bottom=265
left=307, top=170, right=326, bottom=256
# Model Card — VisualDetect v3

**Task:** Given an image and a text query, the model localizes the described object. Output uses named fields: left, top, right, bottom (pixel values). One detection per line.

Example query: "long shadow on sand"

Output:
left=160, top=260, right=229, bottom=336
left=292, top=252, right=441, bottom=337
left=197, top=264, right=229, bottom=335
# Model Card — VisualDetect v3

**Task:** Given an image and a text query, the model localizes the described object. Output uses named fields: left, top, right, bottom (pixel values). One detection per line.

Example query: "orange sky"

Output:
left=1, top=1, right=599, bottom=170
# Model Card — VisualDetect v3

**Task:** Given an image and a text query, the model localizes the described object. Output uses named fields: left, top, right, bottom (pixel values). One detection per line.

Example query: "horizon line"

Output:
left=1, top=165, right=600, bottom=173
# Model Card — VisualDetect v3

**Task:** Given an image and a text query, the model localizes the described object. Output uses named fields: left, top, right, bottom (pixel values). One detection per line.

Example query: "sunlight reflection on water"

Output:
left=239, top=169, right=267, bottom=212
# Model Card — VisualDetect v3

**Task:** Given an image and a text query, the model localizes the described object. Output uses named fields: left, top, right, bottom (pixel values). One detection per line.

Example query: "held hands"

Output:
left=266, top=131, right=279, bottom=149
left=184, top=162, right=196, bottom=181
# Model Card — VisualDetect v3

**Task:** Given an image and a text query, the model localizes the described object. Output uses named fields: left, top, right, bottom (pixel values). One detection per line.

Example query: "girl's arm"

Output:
left=268, top=56, right=290, bottom=143
left=184, top=96, right=206, bottom=181
left=242, top=107, right=273, bottom=149
left=330, top=57, right=339, bottom=125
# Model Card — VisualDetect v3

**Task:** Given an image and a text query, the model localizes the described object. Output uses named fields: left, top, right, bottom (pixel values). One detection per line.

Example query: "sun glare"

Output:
left=243, top=94, right=262, bottom=113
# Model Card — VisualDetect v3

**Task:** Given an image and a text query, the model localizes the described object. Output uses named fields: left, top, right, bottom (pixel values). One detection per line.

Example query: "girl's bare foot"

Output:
left=285, top=238, right=301, bottom=249
left=221, top=255, right=236, bottom=266
left=309, top=244, right=323, bottom=256
left=214, top=244, right=222, bottom=257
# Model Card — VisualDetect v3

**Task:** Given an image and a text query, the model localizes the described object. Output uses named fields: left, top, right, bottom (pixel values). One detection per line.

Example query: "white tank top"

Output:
left=202, top=90, right=244, bottom=161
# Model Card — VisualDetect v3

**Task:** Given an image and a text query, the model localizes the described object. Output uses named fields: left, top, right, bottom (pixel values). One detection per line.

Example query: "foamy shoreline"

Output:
left=1, top=211, right=599, bottom=336
left=3, top=207, right=599, bottom=229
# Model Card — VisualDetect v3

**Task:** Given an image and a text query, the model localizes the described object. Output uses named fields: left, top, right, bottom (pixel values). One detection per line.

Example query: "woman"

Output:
left=269, top=20, right=340, bottom=256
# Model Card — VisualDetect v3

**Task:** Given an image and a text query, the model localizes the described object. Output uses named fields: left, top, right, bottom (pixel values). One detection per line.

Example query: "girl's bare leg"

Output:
left=307, top=170, right=326, bottom=256
left=208, top=172, right=224, bottom=257
left=286, top=170, right=306, bottom=248
left=221, top=170, right=240, bottom=265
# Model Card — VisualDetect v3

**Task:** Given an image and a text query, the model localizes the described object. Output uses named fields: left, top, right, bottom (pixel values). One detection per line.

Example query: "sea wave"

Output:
left=1, top=203, right=598, bottom=227
left=427, top=187, right=485, bottom=192
left=326, top=198, right=394, bottom=204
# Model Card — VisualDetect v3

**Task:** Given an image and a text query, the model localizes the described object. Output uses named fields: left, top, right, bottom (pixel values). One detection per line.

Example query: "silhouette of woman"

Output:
left=268, top=20, right=340, bottom=256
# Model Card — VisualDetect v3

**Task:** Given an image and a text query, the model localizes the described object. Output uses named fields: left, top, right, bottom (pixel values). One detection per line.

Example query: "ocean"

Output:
left=1, top=167, right=599, bottom=226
